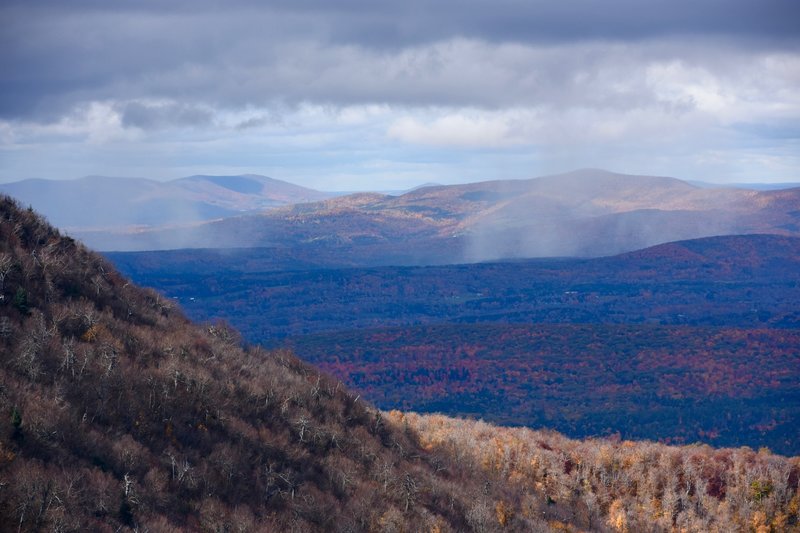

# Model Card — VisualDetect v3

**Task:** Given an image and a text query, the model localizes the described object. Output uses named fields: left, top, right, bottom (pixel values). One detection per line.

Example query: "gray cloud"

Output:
left=1, top=0, right=798, bottom=188
left=6, top=1, right=799, bottom=45
left=1, top=0, right=798, bottom=123
left=119, top=101, right=213, bottom=130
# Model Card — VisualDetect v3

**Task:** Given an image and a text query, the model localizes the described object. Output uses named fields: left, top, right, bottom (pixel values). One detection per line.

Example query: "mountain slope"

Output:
left=0, top=196, right=544, bottom=531
left=78, top=169, right=800, bottom=258
left=401, top=412, right=800, bottom=533
left=0, top=174, right=331, bottom=230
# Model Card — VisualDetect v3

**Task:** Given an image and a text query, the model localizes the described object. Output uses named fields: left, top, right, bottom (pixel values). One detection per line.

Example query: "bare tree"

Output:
left=0, top=252, right=12, bottom=298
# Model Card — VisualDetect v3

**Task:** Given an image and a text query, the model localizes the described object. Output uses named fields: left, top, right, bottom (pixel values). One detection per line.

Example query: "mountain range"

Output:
left=0, top=174, right=332, bottom=231
left=63, top=169, right=800, bottom=261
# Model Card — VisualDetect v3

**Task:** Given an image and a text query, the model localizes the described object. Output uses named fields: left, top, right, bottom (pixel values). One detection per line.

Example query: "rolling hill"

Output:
left=79, top=170, right=800, bottom=260
left=107, top=234, right=800, bottom=341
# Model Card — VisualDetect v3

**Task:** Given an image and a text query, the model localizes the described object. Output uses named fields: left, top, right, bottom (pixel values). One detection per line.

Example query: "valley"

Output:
left=109, top=233, right=800, bottom=455
left=108, top=234, right=800, bottom=340
left=289, top=323, right=800, bottom=454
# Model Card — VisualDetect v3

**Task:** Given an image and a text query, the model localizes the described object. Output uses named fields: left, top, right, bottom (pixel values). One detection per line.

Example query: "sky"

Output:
left=1, top=0, right=799, bottom=190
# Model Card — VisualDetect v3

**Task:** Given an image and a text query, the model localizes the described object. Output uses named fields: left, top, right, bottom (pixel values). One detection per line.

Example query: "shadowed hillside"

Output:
left=106, top=234, right=800, bottom=454
left=290, top=323, right=800, bottom=454
left=0, top=196, right=548, bottom=531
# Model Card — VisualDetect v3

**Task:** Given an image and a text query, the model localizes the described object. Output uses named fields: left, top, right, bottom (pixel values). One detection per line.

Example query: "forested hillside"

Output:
left=0, top=196, right=545, bottom=531
left=398, top=412, right=800, bottom=532
left=288, top=323, right=800, bottom=454
left=109, top=233, right=800, bottom=454
left=108, top=234, right=800, bottom=342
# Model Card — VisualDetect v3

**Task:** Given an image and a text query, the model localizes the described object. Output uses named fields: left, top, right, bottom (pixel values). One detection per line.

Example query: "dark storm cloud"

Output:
left=308, top=0, right=800, bottom=48
left=6, top=0, right=798, bottom=45
left=0, top=0, right=798, bottom=123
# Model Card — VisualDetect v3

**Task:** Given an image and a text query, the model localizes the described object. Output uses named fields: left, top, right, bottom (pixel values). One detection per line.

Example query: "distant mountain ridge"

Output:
left=689, top=179, right=800, bottom=190
left=78, top=169, right=800, bottom=260
left=0, top=174, right=332, bottom=230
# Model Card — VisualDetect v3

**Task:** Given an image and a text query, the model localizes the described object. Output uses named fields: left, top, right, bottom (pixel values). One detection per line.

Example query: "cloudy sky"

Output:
left=1, top=0, right=798, bottom=189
